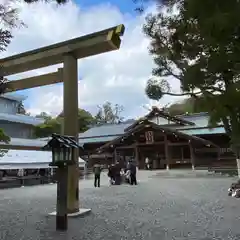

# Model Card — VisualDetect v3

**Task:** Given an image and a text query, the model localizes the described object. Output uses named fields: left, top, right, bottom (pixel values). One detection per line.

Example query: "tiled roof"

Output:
left=0, top=137, right=84, bottom=150
left=79, top=135, right=119, bottom=144
left=0, top=92, right=27, bottom=102
left=2, top=138, right=47, bottom=147
left=78, top=121, right=135, bottom=144
left=178, top=112, right=210, bottom=128
left=78, top=112, right=225, bottom=145
left=0, top=150, right=85, bottom=169
left=98, top=120, right=218, bottom=151
left=179, top=127, right=226, bottom=135
left=0, top=113, right=44, bottom=126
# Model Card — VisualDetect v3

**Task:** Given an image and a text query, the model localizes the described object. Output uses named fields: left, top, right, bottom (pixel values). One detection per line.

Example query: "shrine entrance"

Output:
left=98, top=119, right=219, bottom=171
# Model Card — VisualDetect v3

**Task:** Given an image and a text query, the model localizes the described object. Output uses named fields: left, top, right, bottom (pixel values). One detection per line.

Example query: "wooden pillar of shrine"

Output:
left=114, top=148, right=117, bottom=163
left=135, top=145, right=139, bottom=168
left=189, top=143, right=195, bottom=170
left=164, top=135, right=170, bottom=170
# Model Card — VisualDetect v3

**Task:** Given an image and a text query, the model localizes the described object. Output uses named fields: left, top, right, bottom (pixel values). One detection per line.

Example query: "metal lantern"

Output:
left=52, top=147, right=67, bottom=164
left=43, top=133, right=82, bottom=167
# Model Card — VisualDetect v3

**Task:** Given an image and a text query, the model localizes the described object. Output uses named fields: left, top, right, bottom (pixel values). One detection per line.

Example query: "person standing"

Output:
left=93, top=163, right=102, bottom=188
left=18, top=169, right=25, bottom=187
left=129, top=161, right=137, bottom=185
left=108, top=164, right=115, bottom=185
left=114, top=161, right=121, bottom=185
left=145, top=157, right=150, bottom=170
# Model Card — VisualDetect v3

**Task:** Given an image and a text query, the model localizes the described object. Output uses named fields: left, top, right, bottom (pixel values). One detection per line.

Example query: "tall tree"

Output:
left=167, top=97, right=207, bottom=116
left=0, top=128, right=10, bottom=157
left=77, top=109, right=95, bottom=132
left=35, top=111, right=52, bottom=121
left=144, top=0, right=240, bottom=166
left=34, top=108, right=94, bottom=138
left=95, top=102, right=124, bottom=124
left=17, top=101, right=30, bottom=115
left=58, top=108, right=94, bottom=132
left=34, top=117, right=61, bottom=138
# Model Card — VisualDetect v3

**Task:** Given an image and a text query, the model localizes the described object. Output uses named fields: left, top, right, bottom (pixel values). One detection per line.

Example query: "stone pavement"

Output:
left=0, top=171, right=240, bottom=240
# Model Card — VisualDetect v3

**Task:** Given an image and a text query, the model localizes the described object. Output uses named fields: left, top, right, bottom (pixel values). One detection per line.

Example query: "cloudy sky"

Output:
left=2, top=0, right=182, bottom=119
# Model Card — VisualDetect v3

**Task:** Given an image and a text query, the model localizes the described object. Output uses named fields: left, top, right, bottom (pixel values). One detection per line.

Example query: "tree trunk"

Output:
left=237, top=159, right=240, bottom=178
left=231, top=143, right=240, bottom=178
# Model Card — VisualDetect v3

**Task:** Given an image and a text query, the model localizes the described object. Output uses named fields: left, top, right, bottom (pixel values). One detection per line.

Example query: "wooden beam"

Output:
left=116, top=145, right=136, bottom=149
left=135, top=146, right=139, bottom=167
left=1, top=24, right=125, bottom=76
left=5, top=68, right=63, bottom=92
left=137, top=142, right=164, bottom=146
left=168, top=142, right=188, bottom=146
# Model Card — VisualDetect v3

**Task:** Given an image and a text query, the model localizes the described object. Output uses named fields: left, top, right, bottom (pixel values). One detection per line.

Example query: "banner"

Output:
left=145, top=131, right=154, bottom=144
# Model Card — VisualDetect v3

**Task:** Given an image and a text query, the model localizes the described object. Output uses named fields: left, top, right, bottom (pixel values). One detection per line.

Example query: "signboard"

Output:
left=145, top=131, right=154, bottom=144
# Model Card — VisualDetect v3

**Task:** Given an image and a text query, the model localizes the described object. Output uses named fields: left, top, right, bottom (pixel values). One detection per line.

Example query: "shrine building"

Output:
left=79, top=107, right=235, bottom=171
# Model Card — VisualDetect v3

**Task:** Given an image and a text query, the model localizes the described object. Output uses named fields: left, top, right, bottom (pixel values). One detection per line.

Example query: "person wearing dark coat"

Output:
left=108, top=164, right=115, bottom=185
left=114, top=161, right=121, bottom=185
left=93, top=163, right=102, bottom=187
left=129, top=161, right=137, bottom=185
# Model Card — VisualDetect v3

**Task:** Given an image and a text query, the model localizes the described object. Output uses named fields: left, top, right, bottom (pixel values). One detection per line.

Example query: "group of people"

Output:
left=228, top=180, right=240, bottom=198
left=108, top=160, right=137, bottom=186
left=92, top=160, right=137, bottom=188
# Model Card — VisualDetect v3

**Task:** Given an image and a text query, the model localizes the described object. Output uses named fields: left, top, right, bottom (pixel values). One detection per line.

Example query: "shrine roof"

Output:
left=78, top=120, right=135, bottom=144
left=78, top=112, right=225, bottom=145
left=78, top=135, right=119, bottom=144
left=98, top=120, right=218, bottom=152
left=179, top=126, right=225, bottom=136
left=125, top=107, right=195, bottom=132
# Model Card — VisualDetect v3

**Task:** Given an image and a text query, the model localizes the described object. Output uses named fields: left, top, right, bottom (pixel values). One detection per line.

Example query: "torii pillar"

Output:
left=63, top=54, right=79, bottom=213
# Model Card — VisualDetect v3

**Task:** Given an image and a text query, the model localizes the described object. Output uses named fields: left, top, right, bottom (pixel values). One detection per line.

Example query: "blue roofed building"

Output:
left=0, top=93, right=44, bottom=139
left=0, top=92, right=55, bottom=175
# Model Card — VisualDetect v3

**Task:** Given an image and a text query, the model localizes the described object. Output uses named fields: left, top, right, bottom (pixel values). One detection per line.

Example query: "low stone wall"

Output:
left=0, top=176, right=54, bottom=189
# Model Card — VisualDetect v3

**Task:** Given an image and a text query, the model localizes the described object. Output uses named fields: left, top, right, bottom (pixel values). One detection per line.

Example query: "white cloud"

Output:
left=3, top=1, right=181, bottom=118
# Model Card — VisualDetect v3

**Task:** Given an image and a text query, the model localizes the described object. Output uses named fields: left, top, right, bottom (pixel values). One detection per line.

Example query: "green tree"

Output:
left=77, top=109, right=95, bottom=132
left=0, top=130, right=10, bottom=158
left=34, top=117, right=61, bottom=138
left=35, top=112, right=52, bottom=121
left=58, top=108, right=94, bottom=133
left=95, top=102, right=124, bottom=124
left=34, top=108, right=94, bottom=138
left=17, top=101, right=30, bottom=115
left=144, top=0, right=240, bottom=160
left=167, top=97, right=207, bottom=115
left=0, top=128, right=11, bottom=157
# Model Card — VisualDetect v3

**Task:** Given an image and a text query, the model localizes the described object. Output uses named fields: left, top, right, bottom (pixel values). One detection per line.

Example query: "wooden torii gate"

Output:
left=0, top=24, right=125, bottom=214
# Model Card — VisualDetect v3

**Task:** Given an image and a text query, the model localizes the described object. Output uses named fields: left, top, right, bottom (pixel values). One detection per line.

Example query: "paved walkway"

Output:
left=0, top=171, right=239, bottom=240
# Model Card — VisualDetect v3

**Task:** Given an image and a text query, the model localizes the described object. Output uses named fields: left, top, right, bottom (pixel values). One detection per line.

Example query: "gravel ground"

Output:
left=0, top=171, right=239, bottom=240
